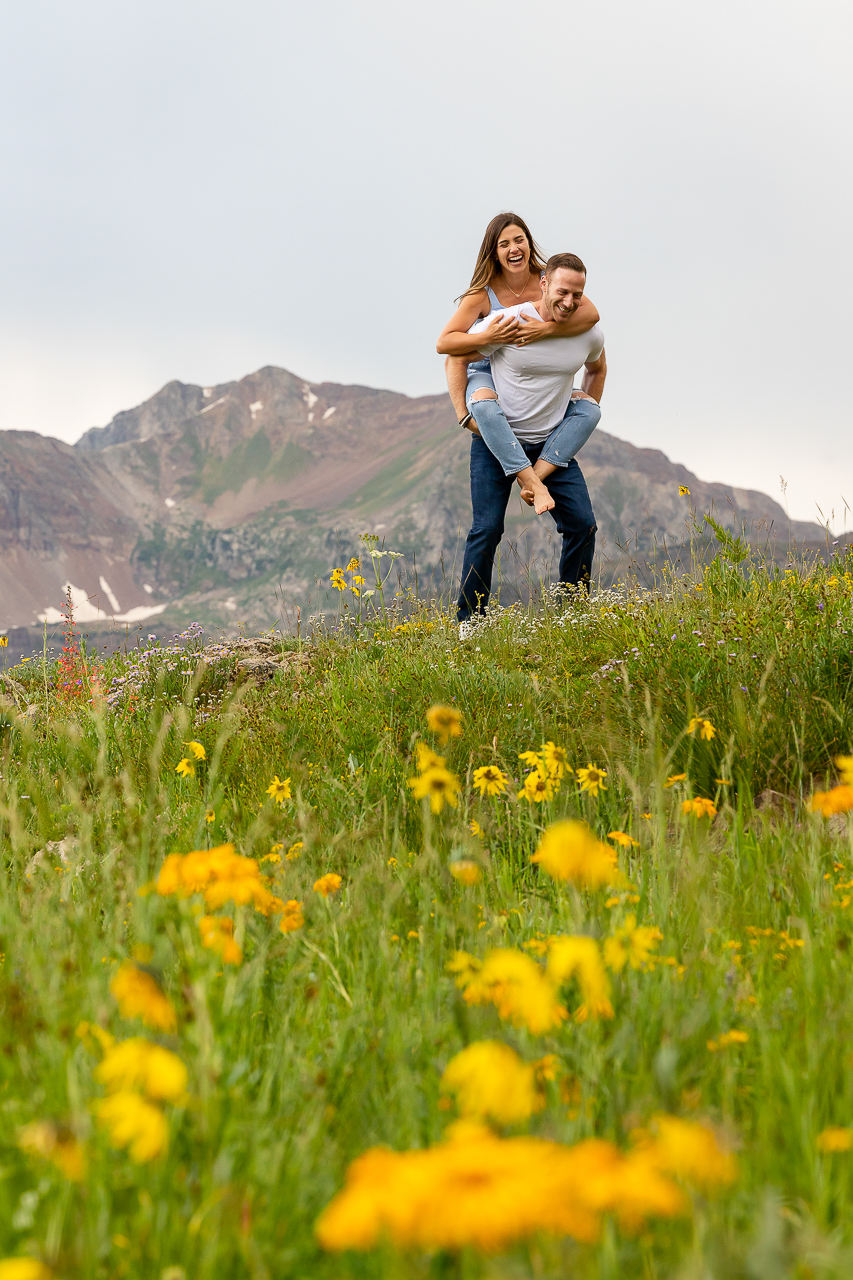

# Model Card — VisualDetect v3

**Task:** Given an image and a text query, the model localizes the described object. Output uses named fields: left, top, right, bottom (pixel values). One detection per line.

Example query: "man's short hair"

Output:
left=545, top=252, right=586, bottom=278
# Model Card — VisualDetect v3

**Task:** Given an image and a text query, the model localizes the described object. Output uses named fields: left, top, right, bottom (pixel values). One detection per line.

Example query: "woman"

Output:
left=436, top=212, right=601, bottom=514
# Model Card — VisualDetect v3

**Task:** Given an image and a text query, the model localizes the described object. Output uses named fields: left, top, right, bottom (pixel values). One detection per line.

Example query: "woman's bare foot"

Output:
left=517, top=475, right=554, bottom=514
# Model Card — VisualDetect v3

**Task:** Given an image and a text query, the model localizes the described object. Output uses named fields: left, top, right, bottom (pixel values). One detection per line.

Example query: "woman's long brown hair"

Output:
left=459, top=211, right=547, bottom=301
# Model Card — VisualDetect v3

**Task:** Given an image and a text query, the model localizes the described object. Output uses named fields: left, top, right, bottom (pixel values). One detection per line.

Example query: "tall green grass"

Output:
left=0, top=542, right=851, bottom=1278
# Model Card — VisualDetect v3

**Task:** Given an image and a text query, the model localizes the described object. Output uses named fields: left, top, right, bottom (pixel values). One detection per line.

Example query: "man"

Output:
left=456, top=252, right=607, bottom=623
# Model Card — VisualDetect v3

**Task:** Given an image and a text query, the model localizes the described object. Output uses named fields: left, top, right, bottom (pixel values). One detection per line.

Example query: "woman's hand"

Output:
left=512, top=311, right=554, bottom=346
left=475, top=310, right=523, bottom=346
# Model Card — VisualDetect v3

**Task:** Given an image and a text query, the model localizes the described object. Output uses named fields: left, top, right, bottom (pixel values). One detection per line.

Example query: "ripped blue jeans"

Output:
left=465, top=358, right=601, bottom=476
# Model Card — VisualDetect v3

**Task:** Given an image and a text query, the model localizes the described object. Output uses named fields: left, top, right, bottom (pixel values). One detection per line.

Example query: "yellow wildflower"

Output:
left=0, top=1262, right=53, bottom=1280
left=687, top=716, right=716, bottom=741
left=286, top=840, right=304, bottom=860
left=408, top=766, right=460, bottom=813
left=18, top=1120, right=85, bottom=1181
left=531, top=820, right=619, bottom=889
left=316, top=1127, right=686, bottom=1253
left=577, top=764, right=608, bottom=796
left=457, top=948, right=567, bottom=1034
left=266, top=775, right=292, bottom=804
left=541, top=742, right=571, bottom=780
left=346, top=558, right=360, bottom=571
left=314, top=873, right=343, bottom=898
left=175, top=758, right=195, bottom=779
left=664, top=773, right=687, bottom=788
left=639, top=1115, right=737, bottom=1188
left=95, top=1038, right=187, bottom=1101
left=715, top=778, right=732, bottom=786
left=472, top=765, right=508, bottom=796
left=352, top=575, right=365, bottom=586
left=837, top=755, right=853, bottom=787
left=469, top=819, right=483, bottom=838
left=185, top=740, right=205, bottom=760
left=547, top=936, right=614, bottom=1021
left=76, top=1020, right=114, bottom=1054
left=682, top=797, right=717, bottom=819
left=198, top=915, right=243, bottom=965
left=440, top=1041, right=543, bottom=1124
left=519, top=771, right=555, bottom=803
left=426, top=704, right=464, bottom=744
left=607, top=830, right=638, bottom=848
left=679, top=485, right=690, bottom=495
left=94, top=1091, right=168, bottom=1162
left=415, top=742, right=445, bottom=772
left=817, top=1127, right=853, bottom=1152
left=110, top=963, right=176, bottom=1033
left=811, top=786, right=853, bottom=816
left=450, top=859, right=481, bottom=885
left=280, top=900, right=305, bottom=933
left=205, top=808, right=215, bottom=824
left=707, top=1030, right=749, bottom=1052
left=603, top=915, right=663, bottom=973
left=519, top=749, right=545, bottom=771
left=330, top=568, right=346, bottom=591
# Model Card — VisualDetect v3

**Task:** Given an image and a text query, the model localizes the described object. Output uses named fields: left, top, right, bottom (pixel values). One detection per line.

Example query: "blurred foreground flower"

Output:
left=96, top=1039, right=187, bottom=1101
left=18, top=1120, right=85, bottom=1181
left=607, top=831, right=638, bottom=848
left=426, top=704, right=463, bottom=744
left=635, top=1114, right=737, bottom=1188
left=687, top=717, right=716, bottom=741
left=316, top=1124, right=690, bottom=1253
left=664, top=773, right=687, bottom=788
left=185, top=740, right=205, bottom=760
left=837, top=755, right=853, bottom=786
left=450, top=859, right=481, bottom=885
left=157, top=845, right=284, bottom=916
left=280, top=900, right=305, bottom=933
left=531, top=821, right=620, bottom=889
left=707, top=1030, right=748, bottom=1052
left=0, top=1262, right=53, bottom=1280
left=603, top=915, right=663, bottom=973
left=198, top=915, right=242, bottom=965
left=314, top=874, right=342, bottom=899
left=817, top=1127, right=853, bottom=1152
left=811, top=786, right=853, bottom=816
left=441, top=1041, right=544, bottom=1124
left=548, top=936, right=613, bottom=1021
left=681, top=797, right=717, bottom=819
left=449, top=949, right=567, bottom=1034
left=409, top=766, right=460, bottom=813
left=110, top=963, right=176, bottom=1033
left=94, top=1091, right=168, bottom=1162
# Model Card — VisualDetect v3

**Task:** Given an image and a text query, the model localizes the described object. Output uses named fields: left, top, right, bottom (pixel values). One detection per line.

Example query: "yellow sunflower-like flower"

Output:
left=664, top=773, right=687, bottom=788
left=547, top=936, right=614, bottom=1021
left=205, top=807, right=215, bottom=824
left=811, top=786, right=853, bottom=816
left=426, top=704, right=464, bottom=744
left=449, top=859, right=481, bottom=885
left=455, top=948, right=568, bottom=1035
left=280, top=900, right=305, bottom=933
left=18, top=1120, right=85, bottom=1181
left=346, top=558, right=361, bottom=571
left=687, top=716, right=716, bottom=741
left=94, top=1092, right=168, bottom=1162
left=440, top=1041, right=544, bottom=1124
left=313, top=873, right=342, bottom=899
left=679, top=485, right=690, bottom=496
left=472, top=764, right=508, bottom=796
left=330, top=568, right=346, bottom=591
left=185, top=740, right=206, bottom=760
left=541, top=742, right=571, bottom=779
left=603, top=915, right=663, bottom=973
left=408, top=766, right=460, bottom=813
left=577, top=764, right=607, bottom=796
left=415, top=742, right=445, bottom=772
left=837, top=755, right=853, bottom=787
left=519, top=771, right=555, bottom=804
left=607, top=831, right=639, bottom=848
left=110, top=963, right=177, bottom=1033
left=531, top=821, right=619, bottom=889
left=175, top=758, right=195, bottom=779
left=198, top=915, right=243, bottom=965
left=95, top=1038, right=187, bottom=1101
left=681, top=797, right=717, bottom=819
left=266, top=775, right=292, bottom=804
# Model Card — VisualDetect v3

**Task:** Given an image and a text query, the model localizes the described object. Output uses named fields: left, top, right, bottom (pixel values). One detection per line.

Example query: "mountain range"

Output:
left=0, top=365, right=831, bottom=638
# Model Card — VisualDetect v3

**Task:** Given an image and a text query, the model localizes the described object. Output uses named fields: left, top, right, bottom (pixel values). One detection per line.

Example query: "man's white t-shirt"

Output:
left=470, top=303, right=605, bottom=443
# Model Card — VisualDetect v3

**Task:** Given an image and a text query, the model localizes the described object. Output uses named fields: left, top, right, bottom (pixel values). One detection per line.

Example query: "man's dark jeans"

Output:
left=457, top=435, right=597, bottom=622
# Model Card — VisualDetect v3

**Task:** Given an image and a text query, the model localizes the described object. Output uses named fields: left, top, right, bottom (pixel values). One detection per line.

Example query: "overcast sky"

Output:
left=1, top=0, right=850, bottom=526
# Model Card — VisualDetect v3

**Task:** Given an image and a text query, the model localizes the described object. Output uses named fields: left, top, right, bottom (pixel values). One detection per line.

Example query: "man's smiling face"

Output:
left=539, top=267, right=586, bottom=321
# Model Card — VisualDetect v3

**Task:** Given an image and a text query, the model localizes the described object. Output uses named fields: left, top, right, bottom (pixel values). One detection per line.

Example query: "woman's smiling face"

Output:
left=495, top=225, right=530, bottom=274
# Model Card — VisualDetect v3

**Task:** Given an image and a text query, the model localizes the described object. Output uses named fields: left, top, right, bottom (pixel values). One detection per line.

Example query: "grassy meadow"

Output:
left=1, top=532, right=852, bottom=1279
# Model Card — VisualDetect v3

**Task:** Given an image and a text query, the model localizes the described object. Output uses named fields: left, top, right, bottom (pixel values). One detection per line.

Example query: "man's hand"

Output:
left=476, top=311, right=523, bottom=346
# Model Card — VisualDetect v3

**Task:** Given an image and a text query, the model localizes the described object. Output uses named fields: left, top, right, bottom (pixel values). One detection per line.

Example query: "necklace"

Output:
left=501, top=270, right=530, bottom=299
